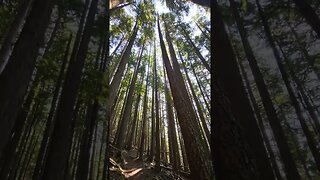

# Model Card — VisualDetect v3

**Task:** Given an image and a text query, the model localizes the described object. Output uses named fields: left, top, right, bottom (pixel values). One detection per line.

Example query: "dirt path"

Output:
left=112, top=149, right=189, bottom=180
left=122, top=156, right=153, bottom=180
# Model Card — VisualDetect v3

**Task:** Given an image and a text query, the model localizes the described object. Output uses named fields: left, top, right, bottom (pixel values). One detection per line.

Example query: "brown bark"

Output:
left=158, top=18, right=213, bottom=179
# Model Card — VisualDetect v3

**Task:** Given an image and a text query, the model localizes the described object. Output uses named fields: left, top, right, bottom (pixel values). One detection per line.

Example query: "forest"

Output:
left=0, top=0, right=319, bottom=179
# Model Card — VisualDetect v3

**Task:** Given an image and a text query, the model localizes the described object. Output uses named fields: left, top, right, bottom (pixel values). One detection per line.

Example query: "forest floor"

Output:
left=109, top=148, right=190, bottom=180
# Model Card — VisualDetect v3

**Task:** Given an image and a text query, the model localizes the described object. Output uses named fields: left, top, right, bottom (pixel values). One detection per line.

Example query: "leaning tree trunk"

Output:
left=236, top=52, right=283, bottom=180
left=32, top=34, right=72, bottom=180
left=42, top=0, right=98, bottom=178
left=179, top=52, right=210, bottom=144
left=0, top=0, right=57, bottom=158
left=180, top=25, right=210, bottom=72
left=158, top=18, right=213, bottom=180
left=114, top=43, right=144, bottom=149
left=229, top=0, right=300, bottom=178
left=256, top=0, right=320, bottom=173
left=212, top=0, right=275, bottom=179
left=0, top=0, right=34, bottom=74
left=164, top=66, right=179, bottom=175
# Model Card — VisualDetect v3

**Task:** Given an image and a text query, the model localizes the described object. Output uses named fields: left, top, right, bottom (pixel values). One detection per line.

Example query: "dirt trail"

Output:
left=110, top=149, right=189, bottom=180
left=122, top=156, right=153, bottom=180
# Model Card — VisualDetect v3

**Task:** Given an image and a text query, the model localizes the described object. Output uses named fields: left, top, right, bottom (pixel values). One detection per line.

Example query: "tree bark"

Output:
left=154, top=39, right=161, bottom=172
left=114, top=43, right=144, bottom=149
left=0, top=0, right=57, bottom=157
left=0, top=0, right=34, bottom=74
left=42, top=0, right=98, bottom=178
left=229, top=0, right=300, bottom=178
left=32, top=33, right=72, bottom=180
left=213, top=0, right=274, bottom=179
left=158, top=18, right=213, bottom=179
left=139, top=65, right=149, bottom=160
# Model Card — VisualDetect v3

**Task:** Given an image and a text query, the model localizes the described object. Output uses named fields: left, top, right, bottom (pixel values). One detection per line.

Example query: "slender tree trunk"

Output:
left=115, top=43, right=144, bottom=149
left=127, top=93, right=142, bottom=149
left=195, top=22, right=210, bottom=41
left=154, top=39, right=161, bottom=172
left=275, top=39, right=320, bottom=171
left=89, top=123, right=98, bottom=179
left=256, top=0, right=320, bottom=172
left=0, top=0, right=34, bottom=74
left=159, top=18, right=213, bottom=179
left=237, top=55, right=283, bottom=180
left=229, top=0, right=300, bottom=178
left=148, top=61, right=156, bottom=162
left=139, top=68, right=149, bottom=160
left=181, top=25, right=210, bottom=72
left=189, top=59, right=211, bottom=112
left=76, top=101, right=98, bottom=180
left=164, top=66, right=179, bottom=175
left=76, top=37, right=104, bottom=180
left=42, top=0, right=98, bottom=178
left=180, top=52, right=210, bottom=144
left=32, top=34, right=72, bottom=180
left=0, top=0, right=57, bottom=157
left=213, top=0, right=275, bottom=179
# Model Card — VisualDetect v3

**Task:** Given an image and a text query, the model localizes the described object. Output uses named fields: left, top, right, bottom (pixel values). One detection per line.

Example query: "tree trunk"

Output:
left=229, top=0, right=300, bottom=178
left=179, top=52, right=211, bottom=144
left=212, top=0, right=275, bottom=179
left=126, top=93, right=142, bottom=149
left=164, top=66, right=179, bottom=175
left=114, top=43, right=144, bottom=149
left=0, top=0, right=34, bottom=74
left=189, top=59, right=211, bottom=112
left=154, top=39, right=161, bottom=172
left=158, top=18, right=213, bottom=180
left=0, top=72, right=39, bottom=168
left=42, top=0, right=98, bottom=178
left=181, top=25, right=210, bottom=72
left=106, top=19, right=139, bottom=120
left=139, top=66, right=149, bottom=160
left=255, top=0, right=320, bottom=172
left=0, top=0, right=57, bottom=157
left=237, top=55, right=283, bottom=180
left=275, top=39, right=320, bottom=171
left=32, top=33, right=72, bottom=180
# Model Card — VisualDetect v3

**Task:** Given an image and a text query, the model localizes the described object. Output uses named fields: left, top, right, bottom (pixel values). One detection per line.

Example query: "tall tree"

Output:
left=0, top=0, right=57, bottom=157
left=42, top=0, right=99, bottom=178
left=212, top=0, right=275, bottom=179
left=229, top=0, right=300, bottom=178
left=158, top=17, right=213, bottom=179
left=114, top=42, right=145, bottom=149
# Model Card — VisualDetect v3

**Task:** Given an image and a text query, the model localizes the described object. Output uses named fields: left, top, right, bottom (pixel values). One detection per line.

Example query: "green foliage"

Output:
left=0, top=1, right=18, bottom=41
